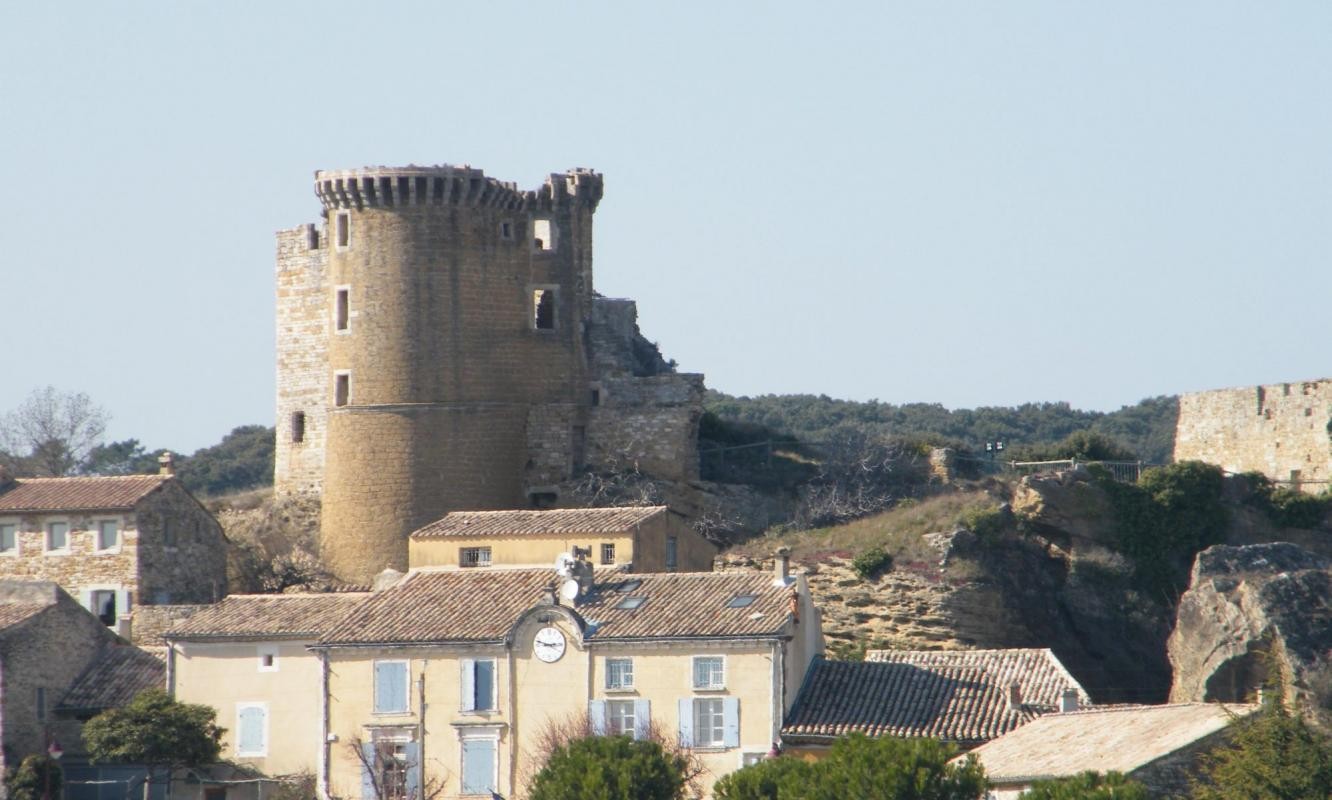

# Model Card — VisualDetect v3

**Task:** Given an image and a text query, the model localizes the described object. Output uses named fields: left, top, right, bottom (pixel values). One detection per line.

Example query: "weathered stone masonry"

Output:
left=274, top=165, right=704, bottom=582
left=1174, top=377, right=1332, bottom=490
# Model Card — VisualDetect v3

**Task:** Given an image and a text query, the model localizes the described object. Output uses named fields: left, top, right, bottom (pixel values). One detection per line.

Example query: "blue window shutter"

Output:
left=376, top=663, right=406, bottom=712
left=461, top=739, right=495, bottom=795
left=634, top=699, right=651, bottom=741
left=460, top=659, right=475, bottom=711
left=390, top=664, right=407, bottom=711
left=677, top=699, right=693, bottom=747
left=403, top=742, right=420, bottom=799
left=722, top=698, right=740, bottom=748
left=360, top=742, right=376, bottom=800
left=475, top=660, right=494, bottom=711
left=588, top=700, right=606, bottom=735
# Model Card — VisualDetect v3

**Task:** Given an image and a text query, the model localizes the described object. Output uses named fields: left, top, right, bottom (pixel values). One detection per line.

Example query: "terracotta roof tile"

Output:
left=411, top=506, right=668, bottom=539
left=57, top=645, right=165, bottom=712
left=321, top=568, right=793, bottom=645
left=168, top=593, right=371, bottom=639
left=783, top=649, right=1092, bottom=748
left=965, top=703, right=1259, bottom=783
left=0, top=475, right=170, bottom=512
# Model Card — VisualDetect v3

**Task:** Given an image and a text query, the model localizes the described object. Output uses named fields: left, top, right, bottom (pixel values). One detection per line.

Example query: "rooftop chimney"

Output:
left=115, top=614, right=133, bottom=642
left=158, top=451, right=175, bottom=476
left=773, top=547, right=792, bottom=587
left=1061, top=687, right=1079, bottom=713
left=1007, top=681, right=1022, bottom=712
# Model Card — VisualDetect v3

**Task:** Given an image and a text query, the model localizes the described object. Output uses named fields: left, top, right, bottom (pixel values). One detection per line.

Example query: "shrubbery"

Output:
left=959, top=505, right=1008, bottom=539
left=851, top=547, right=893, bottom=579
left=1241, top=472, right=1331, bottom=530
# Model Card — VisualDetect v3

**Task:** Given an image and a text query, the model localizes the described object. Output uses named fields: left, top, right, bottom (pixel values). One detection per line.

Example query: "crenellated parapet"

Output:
left=313, top=165, right=602, bottom=213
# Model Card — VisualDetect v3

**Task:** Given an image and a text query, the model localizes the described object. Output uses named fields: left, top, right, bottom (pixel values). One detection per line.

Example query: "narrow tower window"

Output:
left=334, top=373, right=350, bottom=407
left=335, top=211, right=350, bottom=249
left=335, top=287, right=350, bottom=332
left=533, top=289, right=556, bottom=330
left=500, top=221, right=513, bottom=241
left=291, top=411, right=306, bottom=443
left=532, top=219, right=554, bottom=251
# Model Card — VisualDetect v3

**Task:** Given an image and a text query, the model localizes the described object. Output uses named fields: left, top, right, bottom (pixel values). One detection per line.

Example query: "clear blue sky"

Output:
left=2, top=2, right=1328, bottom=452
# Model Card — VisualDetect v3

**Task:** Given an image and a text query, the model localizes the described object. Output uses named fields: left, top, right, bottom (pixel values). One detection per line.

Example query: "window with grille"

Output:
left=601, top=543, right=616, bottom=565
left=693, top=656, right=725, bottom=690
left=460, top=547, right=492, bottom=568
left=693, top=698, right=725, bottom=747
left=606, top=658, right=634, bottom=690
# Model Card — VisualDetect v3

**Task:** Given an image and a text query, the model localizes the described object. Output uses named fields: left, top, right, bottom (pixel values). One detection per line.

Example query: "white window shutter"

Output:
left=722, top=698, right=740, bottom=748
left=588, top=700, right=606, bottom=735
left=460, top=659, right=475, bottom=711
left=677, top=698, right=694, bottom=747
left=634, top=699, right=651, bottom=740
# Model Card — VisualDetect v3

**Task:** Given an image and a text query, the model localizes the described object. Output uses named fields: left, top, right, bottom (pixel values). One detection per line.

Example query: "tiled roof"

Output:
left=783, top=649, right=1092, bottom=748
left=321, top=568, right=793, bottom=645
left=167, top=593, right=371, bottom=639
left=0, top=603, right=50, bottom=632
left=0, top=475, right=170, bottom=512
left=965, top=703, right=1259, bottom=783
left=411, top=506, right=668, bottom=539
left=57, top=645, right=165, bottom=712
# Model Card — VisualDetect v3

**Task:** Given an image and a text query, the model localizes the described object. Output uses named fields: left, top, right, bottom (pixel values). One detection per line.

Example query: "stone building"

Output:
left=167, top=555, right=823, bottom=799
left=0, top=581, right=124, bottom=778
left=407, top=506, right=716, bottom=574
left=0, top=469, right=228, bottom=627
left=1175, top=377, right=1332, bottom=491
left=274, top=164, right=706, bottom=582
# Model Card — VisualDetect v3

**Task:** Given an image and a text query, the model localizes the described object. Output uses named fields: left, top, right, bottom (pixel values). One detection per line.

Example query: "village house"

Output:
left=166, top=592, right=372, bottom=779
left=964, top=702, right=1259, bottom=799
left=0, top=581, right=127, bottom=780
left=0, top=465, right=227, bottom=628
left=166, top=552, right=821, bottom=800
left=407, top=506, right=715, bottom=573
left=780, top=649, right=1091, bottom=757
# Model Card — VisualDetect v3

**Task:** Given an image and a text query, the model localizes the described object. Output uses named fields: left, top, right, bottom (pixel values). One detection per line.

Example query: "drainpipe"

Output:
left=417, top=663, right=427, bottom=796
left=318, top=650, right=330, bottom=800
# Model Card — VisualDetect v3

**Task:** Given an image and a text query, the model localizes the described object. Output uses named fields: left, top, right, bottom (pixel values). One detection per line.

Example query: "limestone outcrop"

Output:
left=1168, top=542, right=1332, bottom=710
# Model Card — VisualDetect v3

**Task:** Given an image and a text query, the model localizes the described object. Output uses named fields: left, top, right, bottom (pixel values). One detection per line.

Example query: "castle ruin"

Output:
left=1174, top=378, right=1332, bottom=491
left=274, top=165, right=704, bottom=581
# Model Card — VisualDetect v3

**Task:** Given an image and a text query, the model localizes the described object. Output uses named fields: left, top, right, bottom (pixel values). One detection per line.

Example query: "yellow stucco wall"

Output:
left=324, top=614, right=785, bottom=798
left=171, top=640, right=324, bottom=777
left=406, top=512, right=716, bottom=574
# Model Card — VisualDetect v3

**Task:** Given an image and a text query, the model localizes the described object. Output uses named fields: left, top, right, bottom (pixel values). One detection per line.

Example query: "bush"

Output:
left=175, top=425, right=275, bottom=496
left=713, top=755, right=809, bottom=800
left=5, top=755, right=62, bottom=800
left=959, top=505, right=1007, bottom=539
left=1018, top=771, right=1147, bottom=799
left=527, top=735, right=689, bottom=800
left=851, top=547, right=893, bottom=579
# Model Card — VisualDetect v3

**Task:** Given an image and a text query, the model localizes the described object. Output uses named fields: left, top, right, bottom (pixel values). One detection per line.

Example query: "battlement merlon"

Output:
left=313, top=165, right=603, bottom=213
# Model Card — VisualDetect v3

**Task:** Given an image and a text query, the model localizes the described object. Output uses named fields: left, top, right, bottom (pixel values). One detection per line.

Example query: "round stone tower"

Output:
left=311, top=165, right=603, bottom=582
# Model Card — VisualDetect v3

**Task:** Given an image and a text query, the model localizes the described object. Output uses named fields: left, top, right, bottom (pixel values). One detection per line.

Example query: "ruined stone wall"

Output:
left=274, top=223, right=329, bottom=496
left=1175, top=378, right=1332, bottom=490
left=586, top=374, right=704, bottom=482
left=526, top=404, right=580, bottom=488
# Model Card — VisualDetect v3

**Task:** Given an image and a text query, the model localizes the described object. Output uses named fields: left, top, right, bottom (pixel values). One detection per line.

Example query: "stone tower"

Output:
left=275, top=165, right=605, bottom=581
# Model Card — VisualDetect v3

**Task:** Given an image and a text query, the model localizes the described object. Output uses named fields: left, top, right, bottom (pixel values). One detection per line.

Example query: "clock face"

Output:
left=534, top=626, right=567, bottom=663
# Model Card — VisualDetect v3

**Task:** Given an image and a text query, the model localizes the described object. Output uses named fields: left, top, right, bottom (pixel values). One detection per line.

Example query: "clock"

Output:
left=534, top=626, right=566, bottom=663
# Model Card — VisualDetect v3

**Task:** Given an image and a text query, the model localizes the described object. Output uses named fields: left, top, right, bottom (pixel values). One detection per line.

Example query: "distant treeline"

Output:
left=703, top=392, right=1180, bottom=465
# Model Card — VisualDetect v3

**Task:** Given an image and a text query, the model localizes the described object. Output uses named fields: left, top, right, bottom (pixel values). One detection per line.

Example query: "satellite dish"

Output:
left=555, top=552, right=575, bottom=577
left=560, top=579, right=580, bottom=601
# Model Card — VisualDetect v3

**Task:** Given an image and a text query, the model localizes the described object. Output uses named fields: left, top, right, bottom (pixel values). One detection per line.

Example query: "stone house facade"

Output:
left=1175, top=377, right=1332, bottom=492
left=407, top=506, right=716, bottom=574
left=273, top=164, right=706, bottom=583
left=166, top=555, right=823, bottom=800
left=0, top=581, right=123, bottom=780
left=0, top=471, right=228, bottom=628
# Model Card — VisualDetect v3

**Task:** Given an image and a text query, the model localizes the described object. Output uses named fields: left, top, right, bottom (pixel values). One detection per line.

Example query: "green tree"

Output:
left=5, top=754, right=63, bottom=800
left=527, top=736, right=690, bottom=800
left=83, top=689, right=224, bottom=800
left=84, top=438, right=162, bottom=476
left=1192, top=700, right=1332, bottom=800
left=1018, top=771, right=1148, bottom=799
left=713, top=756, right=810, bottom=800
left=175, top=425, right=275, bottom=495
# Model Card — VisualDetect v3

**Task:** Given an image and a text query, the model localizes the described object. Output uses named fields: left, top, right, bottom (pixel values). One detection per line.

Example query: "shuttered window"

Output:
left=460, top=738, right=496, bottom=795
left=374, top=661, right=409, bottom=714
left=237, top=704, right=266, bottom=756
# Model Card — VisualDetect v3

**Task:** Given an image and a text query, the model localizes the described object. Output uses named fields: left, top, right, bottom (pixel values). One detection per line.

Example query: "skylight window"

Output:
left=727, top=594, right=758, bottom=609
left=617, top=580, right=642, bottom=593
left=615, top=596, right=646, bottom=611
